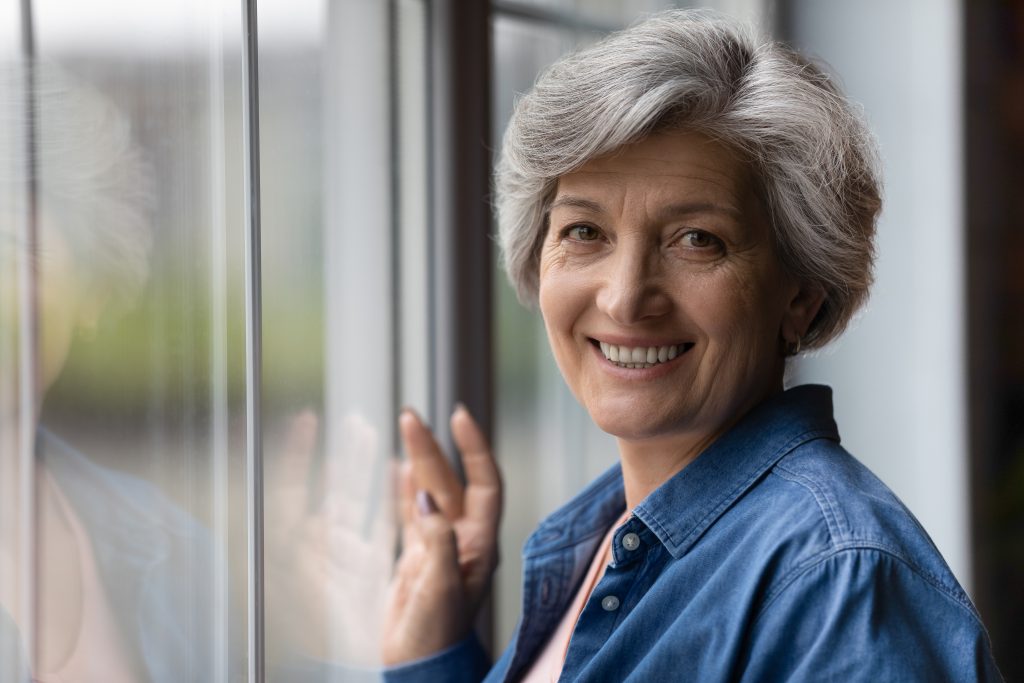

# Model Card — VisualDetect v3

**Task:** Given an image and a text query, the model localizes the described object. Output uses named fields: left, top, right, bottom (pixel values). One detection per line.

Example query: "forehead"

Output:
left=553, top=131, right=753, bottom=209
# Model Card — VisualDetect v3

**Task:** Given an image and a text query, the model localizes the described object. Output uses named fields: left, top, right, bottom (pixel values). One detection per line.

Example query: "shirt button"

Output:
left=622, top=532, right=641, bottom=551
left=601, top=595, right=620, bottom=612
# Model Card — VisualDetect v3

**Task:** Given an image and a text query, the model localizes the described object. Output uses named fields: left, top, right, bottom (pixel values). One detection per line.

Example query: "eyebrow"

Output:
left=548, top=196, right=603, bottom=213
left=549, top=195, right=743, bottom=221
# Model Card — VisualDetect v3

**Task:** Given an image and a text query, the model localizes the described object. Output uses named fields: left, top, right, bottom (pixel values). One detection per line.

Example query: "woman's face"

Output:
left=0, top=218, right=100, bottom=415
left=538, top=130, right=820, bottom=445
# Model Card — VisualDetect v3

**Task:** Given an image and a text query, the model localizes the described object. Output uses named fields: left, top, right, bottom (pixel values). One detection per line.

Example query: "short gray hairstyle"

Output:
left=496, top=9, right=881, bottom=349
left=1, top=62, right=153, bottom=314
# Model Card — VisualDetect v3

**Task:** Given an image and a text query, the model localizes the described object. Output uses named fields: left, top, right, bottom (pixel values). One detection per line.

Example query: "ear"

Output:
left=780, top=280, right=825, bottom=346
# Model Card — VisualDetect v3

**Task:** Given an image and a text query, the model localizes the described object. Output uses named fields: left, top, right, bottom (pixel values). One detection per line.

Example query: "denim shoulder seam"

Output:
left=752, top=544, right=983, bottom=629
left=770, top=459, right=849, bottom=542
left=674, top=429, right=836, bottom=550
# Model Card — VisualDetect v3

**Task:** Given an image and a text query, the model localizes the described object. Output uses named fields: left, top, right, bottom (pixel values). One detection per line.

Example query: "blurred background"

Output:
left=0, top=0, right=1020, bottom=680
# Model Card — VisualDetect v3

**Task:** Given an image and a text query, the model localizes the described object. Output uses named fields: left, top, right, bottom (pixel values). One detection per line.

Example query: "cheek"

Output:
left=691, top=266, right=787, bottom=353
left=537, top=263, right=592, bottom=380
left=37, top=275, right=79, bottom=391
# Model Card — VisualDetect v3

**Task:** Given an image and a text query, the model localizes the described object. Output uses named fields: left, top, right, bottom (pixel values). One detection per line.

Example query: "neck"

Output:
left=616, top=430, right=717, bottom=510
left=616, top=379, right=786, bottom=510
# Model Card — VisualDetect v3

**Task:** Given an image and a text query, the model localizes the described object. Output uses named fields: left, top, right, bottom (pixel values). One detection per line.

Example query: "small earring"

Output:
left=788, top=336, right=802, bottom=357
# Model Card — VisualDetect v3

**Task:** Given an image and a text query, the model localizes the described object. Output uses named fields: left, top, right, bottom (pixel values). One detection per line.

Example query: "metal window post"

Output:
left=428, top=0, right=495, bottom=650
left=240, top=0, right=265, bottom=679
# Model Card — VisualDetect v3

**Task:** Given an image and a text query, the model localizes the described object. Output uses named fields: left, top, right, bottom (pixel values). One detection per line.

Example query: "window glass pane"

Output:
left=496, top=0, right=678, bottom=27
left=1, top=1, right=249, bottom=680
left=258, top=0, right=429, bottom=677
left=498, top=0, right=764, bottom=27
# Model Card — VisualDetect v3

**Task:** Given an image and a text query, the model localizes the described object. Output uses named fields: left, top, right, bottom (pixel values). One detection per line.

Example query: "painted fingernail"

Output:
left=416, top=490, right=438, bottom=516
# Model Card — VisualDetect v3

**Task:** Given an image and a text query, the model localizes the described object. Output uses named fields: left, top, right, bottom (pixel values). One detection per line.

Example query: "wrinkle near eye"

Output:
left=539, top=240, right=571, bottom=274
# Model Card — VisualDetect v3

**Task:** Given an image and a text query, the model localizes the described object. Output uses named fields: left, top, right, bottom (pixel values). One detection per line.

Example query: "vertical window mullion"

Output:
left=240, top=0, right=265, bottom=680
left=16, top=0, right=39, bottom=672
left=429, top=0, right=494, bottom=647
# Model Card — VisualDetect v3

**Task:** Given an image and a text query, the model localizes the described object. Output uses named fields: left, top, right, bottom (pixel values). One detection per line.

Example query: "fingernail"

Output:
left=416, top=490, right=438, bottom=517
left=453, top=401, right=467, bottom=415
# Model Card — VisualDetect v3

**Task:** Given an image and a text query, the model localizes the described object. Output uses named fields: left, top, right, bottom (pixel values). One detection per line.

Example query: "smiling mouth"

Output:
left=590, top=339, right=695, bottom=369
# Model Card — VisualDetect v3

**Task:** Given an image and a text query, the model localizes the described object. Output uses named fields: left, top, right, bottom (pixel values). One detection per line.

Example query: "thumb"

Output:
left=386, top=490, right=468, bottom=663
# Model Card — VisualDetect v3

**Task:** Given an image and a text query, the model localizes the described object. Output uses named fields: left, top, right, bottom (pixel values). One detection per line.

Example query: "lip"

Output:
left=587, top=337, right=695, bottom=380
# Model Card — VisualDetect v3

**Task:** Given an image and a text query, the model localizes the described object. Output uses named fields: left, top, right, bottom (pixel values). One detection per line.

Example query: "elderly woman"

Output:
left=381, top=10, right=1002, bottom=682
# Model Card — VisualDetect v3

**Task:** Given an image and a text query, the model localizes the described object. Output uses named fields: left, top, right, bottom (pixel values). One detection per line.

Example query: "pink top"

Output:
left=521, top=511, right=630, bottom=683
left=34, top=473, right=138, bottom=683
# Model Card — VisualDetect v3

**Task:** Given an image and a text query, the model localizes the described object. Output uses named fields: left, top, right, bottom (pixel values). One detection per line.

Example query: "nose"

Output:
left=595, top=243, right=671, bottom=325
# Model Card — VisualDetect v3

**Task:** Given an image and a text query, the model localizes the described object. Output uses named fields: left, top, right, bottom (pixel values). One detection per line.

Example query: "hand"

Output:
left=381, top=405, right=503, bottom=666
left=265, top=410, right=397, bottom=666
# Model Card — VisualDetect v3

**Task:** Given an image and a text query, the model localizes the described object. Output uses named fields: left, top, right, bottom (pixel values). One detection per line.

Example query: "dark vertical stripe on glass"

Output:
left=240, top=0, right=264, bottom=680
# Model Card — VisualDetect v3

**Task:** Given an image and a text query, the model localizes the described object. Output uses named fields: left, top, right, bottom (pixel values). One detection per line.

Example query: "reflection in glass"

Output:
left=1, top=0, right=248, bottom=679
left=258, top=0, right=429, bottom=678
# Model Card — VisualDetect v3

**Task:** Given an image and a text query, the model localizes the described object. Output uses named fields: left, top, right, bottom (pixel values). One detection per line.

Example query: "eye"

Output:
left=680, top=230, right=718, bottom=248
left=564, top=224, right=600, bottom=242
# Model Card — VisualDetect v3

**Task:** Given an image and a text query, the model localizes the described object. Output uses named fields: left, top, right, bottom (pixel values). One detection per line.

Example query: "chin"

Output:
left=588, top=405, right=690, bottom=442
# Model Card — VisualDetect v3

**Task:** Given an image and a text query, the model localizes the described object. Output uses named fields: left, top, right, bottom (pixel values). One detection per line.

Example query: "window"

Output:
left=3, top=0, right=1005, bottom=679
left=0, top=0, right=435, bottom=679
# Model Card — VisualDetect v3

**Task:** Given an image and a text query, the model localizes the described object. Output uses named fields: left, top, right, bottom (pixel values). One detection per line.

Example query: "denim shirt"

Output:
left=0, top=432, right=379, bottom=683
left=385, top=385, right=1002, bottom=682
left=0, top=430, right=221, bottom=682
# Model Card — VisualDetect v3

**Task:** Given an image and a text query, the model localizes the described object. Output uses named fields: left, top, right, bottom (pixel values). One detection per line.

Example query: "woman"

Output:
left=381, top=10, right=1003, bottom=682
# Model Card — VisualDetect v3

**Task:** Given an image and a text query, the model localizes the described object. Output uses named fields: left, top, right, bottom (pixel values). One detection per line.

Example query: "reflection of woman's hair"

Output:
left=0, top=61, right=154, bottom=313
left=497, top=10, right=882, bottom=349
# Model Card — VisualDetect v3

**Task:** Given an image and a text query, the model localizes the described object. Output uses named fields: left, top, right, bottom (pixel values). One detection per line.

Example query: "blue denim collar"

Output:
left=635, top=384, right=839, bottom=558
left=523, top=384, right=840, bottom=560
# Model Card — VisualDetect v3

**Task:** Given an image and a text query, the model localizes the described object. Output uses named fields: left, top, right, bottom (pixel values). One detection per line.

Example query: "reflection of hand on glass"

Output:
left=381, top=406, right=502, bottom=665
left=266, top=411, right=396, bottom=668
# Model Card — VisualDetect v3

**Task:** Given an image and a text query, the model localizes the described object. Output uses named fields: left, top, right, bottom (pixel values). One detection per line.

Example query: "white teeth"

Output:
left=598, top=342, right=688, bottom=368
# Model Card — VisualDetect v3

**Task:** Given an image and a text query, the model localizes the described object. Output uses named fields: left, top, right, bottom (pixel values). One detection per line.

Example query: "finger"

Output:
left=398, top=460, right=419, bottom=549
left=451, top=405, right=502, bottom=532
left=321, top=413, right=382, bottom=522
left=368, top=457, right=400, bottom=546
left=282, top=410, right=319, bottom=488
left=271, top=410, right=319, bottom=526
left=414, top=491, right=461, bottom=583
left=399, top=409, right=464, bottom=518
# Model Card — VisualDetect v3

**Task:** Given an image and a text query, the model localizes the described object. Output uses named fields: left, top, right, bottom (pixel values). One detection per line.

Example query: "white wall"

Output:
left=787, top=0, right=971, bottom=590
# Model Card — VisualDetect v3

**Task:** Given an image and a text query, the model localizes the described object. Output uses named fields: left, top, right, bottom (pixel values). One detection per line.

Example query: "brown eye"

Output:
left=566, top=225, right=600, bottom=242
left=681, top=230, right=718, bottom=249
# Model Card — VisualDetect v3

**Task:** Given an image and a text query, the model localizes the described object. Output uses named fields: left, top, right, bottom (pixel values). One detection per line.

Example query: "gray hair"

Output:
left=496, top=9, right=881, bottom=349
left=0, top=61, right=153, bottom=314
